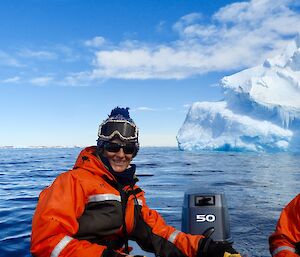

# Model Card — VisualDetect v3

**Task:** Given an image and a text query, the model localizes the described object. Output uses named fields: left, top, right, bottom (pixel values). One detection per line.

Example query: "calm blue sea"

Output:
left=0, top=147, right=299, bottom=257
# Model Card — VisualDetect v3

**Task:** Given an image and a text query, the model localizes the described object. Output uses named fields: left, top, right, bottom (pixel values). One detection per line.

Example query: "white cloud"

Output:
left=156, top=21, right=166, bottom=33
left=84, top=36, right=106, bottom=47
left=18, top=49, right=57, bottom=60
left=54, top=45, right=80, bottom=62
left=173, top=13, right=203, bottom=37
left=91, top=46, right=214, bottom=79
left=86, top=0, right=300, bottom=80
left=63, top=71, right=104, bottom=86
left=134, top=107, right=156, bottom=111
left=30, top=76, right=54, bottom=86
left=0, top=51, right=23, bottom=67
left=1, top=76, right=20, bottom=83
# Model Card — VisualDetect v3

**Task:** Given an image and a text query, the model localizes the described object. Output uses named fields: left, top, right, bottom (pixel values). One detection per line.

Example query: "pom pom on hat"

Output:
left=108, top=107, right=133, bottom=122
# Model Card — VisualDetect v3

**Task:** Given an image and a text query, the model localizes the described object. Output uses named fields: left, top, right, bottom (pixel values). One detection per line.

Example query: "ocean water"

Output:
left=0, top=147, right=299, bottom=257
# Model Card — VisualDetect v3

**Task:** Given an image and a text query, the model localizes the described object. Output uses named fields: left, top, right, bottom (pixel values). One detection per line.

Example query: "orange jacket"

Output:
left=31, top=146, right=204, bottom=257
left=269, top=194, right=300, bottom=257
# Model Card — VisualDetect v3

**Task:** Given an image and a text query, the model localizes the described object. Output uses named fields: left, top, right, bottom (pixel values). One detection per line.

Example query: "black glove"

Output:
left=102, top=249, right=123, bottom=257
left=295, top=241, right=300, bottom=255
left=198, top=237, right=238, bottom=257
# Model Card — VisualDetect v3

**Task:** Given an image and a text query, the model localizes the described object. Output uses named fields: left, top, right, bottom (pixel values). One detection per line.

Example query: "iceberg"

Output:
left=177, top=37, right=300, bottom=152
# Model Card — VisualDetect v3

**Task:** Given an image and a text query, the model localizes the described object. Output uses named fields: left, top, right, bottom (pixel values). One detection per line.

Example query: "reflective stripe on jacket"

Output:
left=31, top=146, right=203, bottom=257
left=269, top=194, right=300, bottom=257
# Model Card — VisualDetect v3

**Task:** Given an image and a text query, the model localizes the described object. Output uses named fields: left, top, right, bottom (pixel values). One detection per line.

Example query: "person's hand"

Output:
left=198, top=237, right=239, bottom=257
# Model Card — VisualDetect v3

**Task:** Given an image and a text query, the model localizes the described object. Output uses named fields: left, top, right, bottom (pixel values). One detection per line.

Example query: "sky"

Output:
left=0, top=0, right=300, bottom=147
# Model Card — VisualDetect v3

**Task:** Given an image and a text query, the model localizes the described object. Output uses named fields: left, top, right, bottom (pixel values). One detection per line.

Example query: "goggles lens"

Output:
left=104, top=142, right=136, bottom=154
left=99, top=120, right=137, bottom=140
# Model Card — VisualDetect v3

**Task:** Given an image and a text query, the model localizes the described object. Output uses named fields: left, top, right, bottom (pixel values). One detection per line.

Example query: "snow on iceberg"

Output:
left=177, top=38, right=300, bottom=152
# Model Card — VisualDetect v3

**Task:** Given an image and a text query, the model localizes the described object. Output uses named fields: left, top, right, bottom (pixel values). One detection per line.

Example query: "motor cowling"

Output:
left=181, top=190, right=233, bottom=243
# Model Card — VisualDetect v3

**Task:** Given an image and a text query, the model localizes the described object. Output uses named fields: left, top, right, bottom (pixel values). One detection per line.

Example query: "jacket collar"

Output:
left=73, top=146, right=115, bottom=181
left=73, top=146, right=138, bottom=186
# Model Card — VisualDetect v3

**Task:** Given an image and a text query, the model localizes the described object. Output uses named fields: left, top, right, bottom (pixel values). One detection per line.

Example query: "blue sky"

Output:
left=1, top=0, right=300, bottom=147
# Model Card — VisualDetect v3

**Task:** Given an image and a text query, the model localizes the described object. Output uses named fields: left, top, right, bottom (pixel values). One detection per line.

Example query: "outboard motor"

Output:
left=181, top=190, right=233, bottom=243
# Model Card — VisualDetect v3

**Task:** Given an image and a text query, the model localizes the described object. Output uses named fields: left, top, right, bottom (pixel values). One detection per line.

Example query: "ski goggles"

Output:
left=98, top=119, right=138, bottom=141
left=103, top=142, right=137, bottom=154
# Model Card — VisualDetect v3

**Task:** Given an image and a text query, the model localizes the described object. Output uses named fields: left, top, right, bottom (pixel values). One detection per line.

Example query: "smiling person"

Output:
left=30, top=107, right=239, bottom=257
